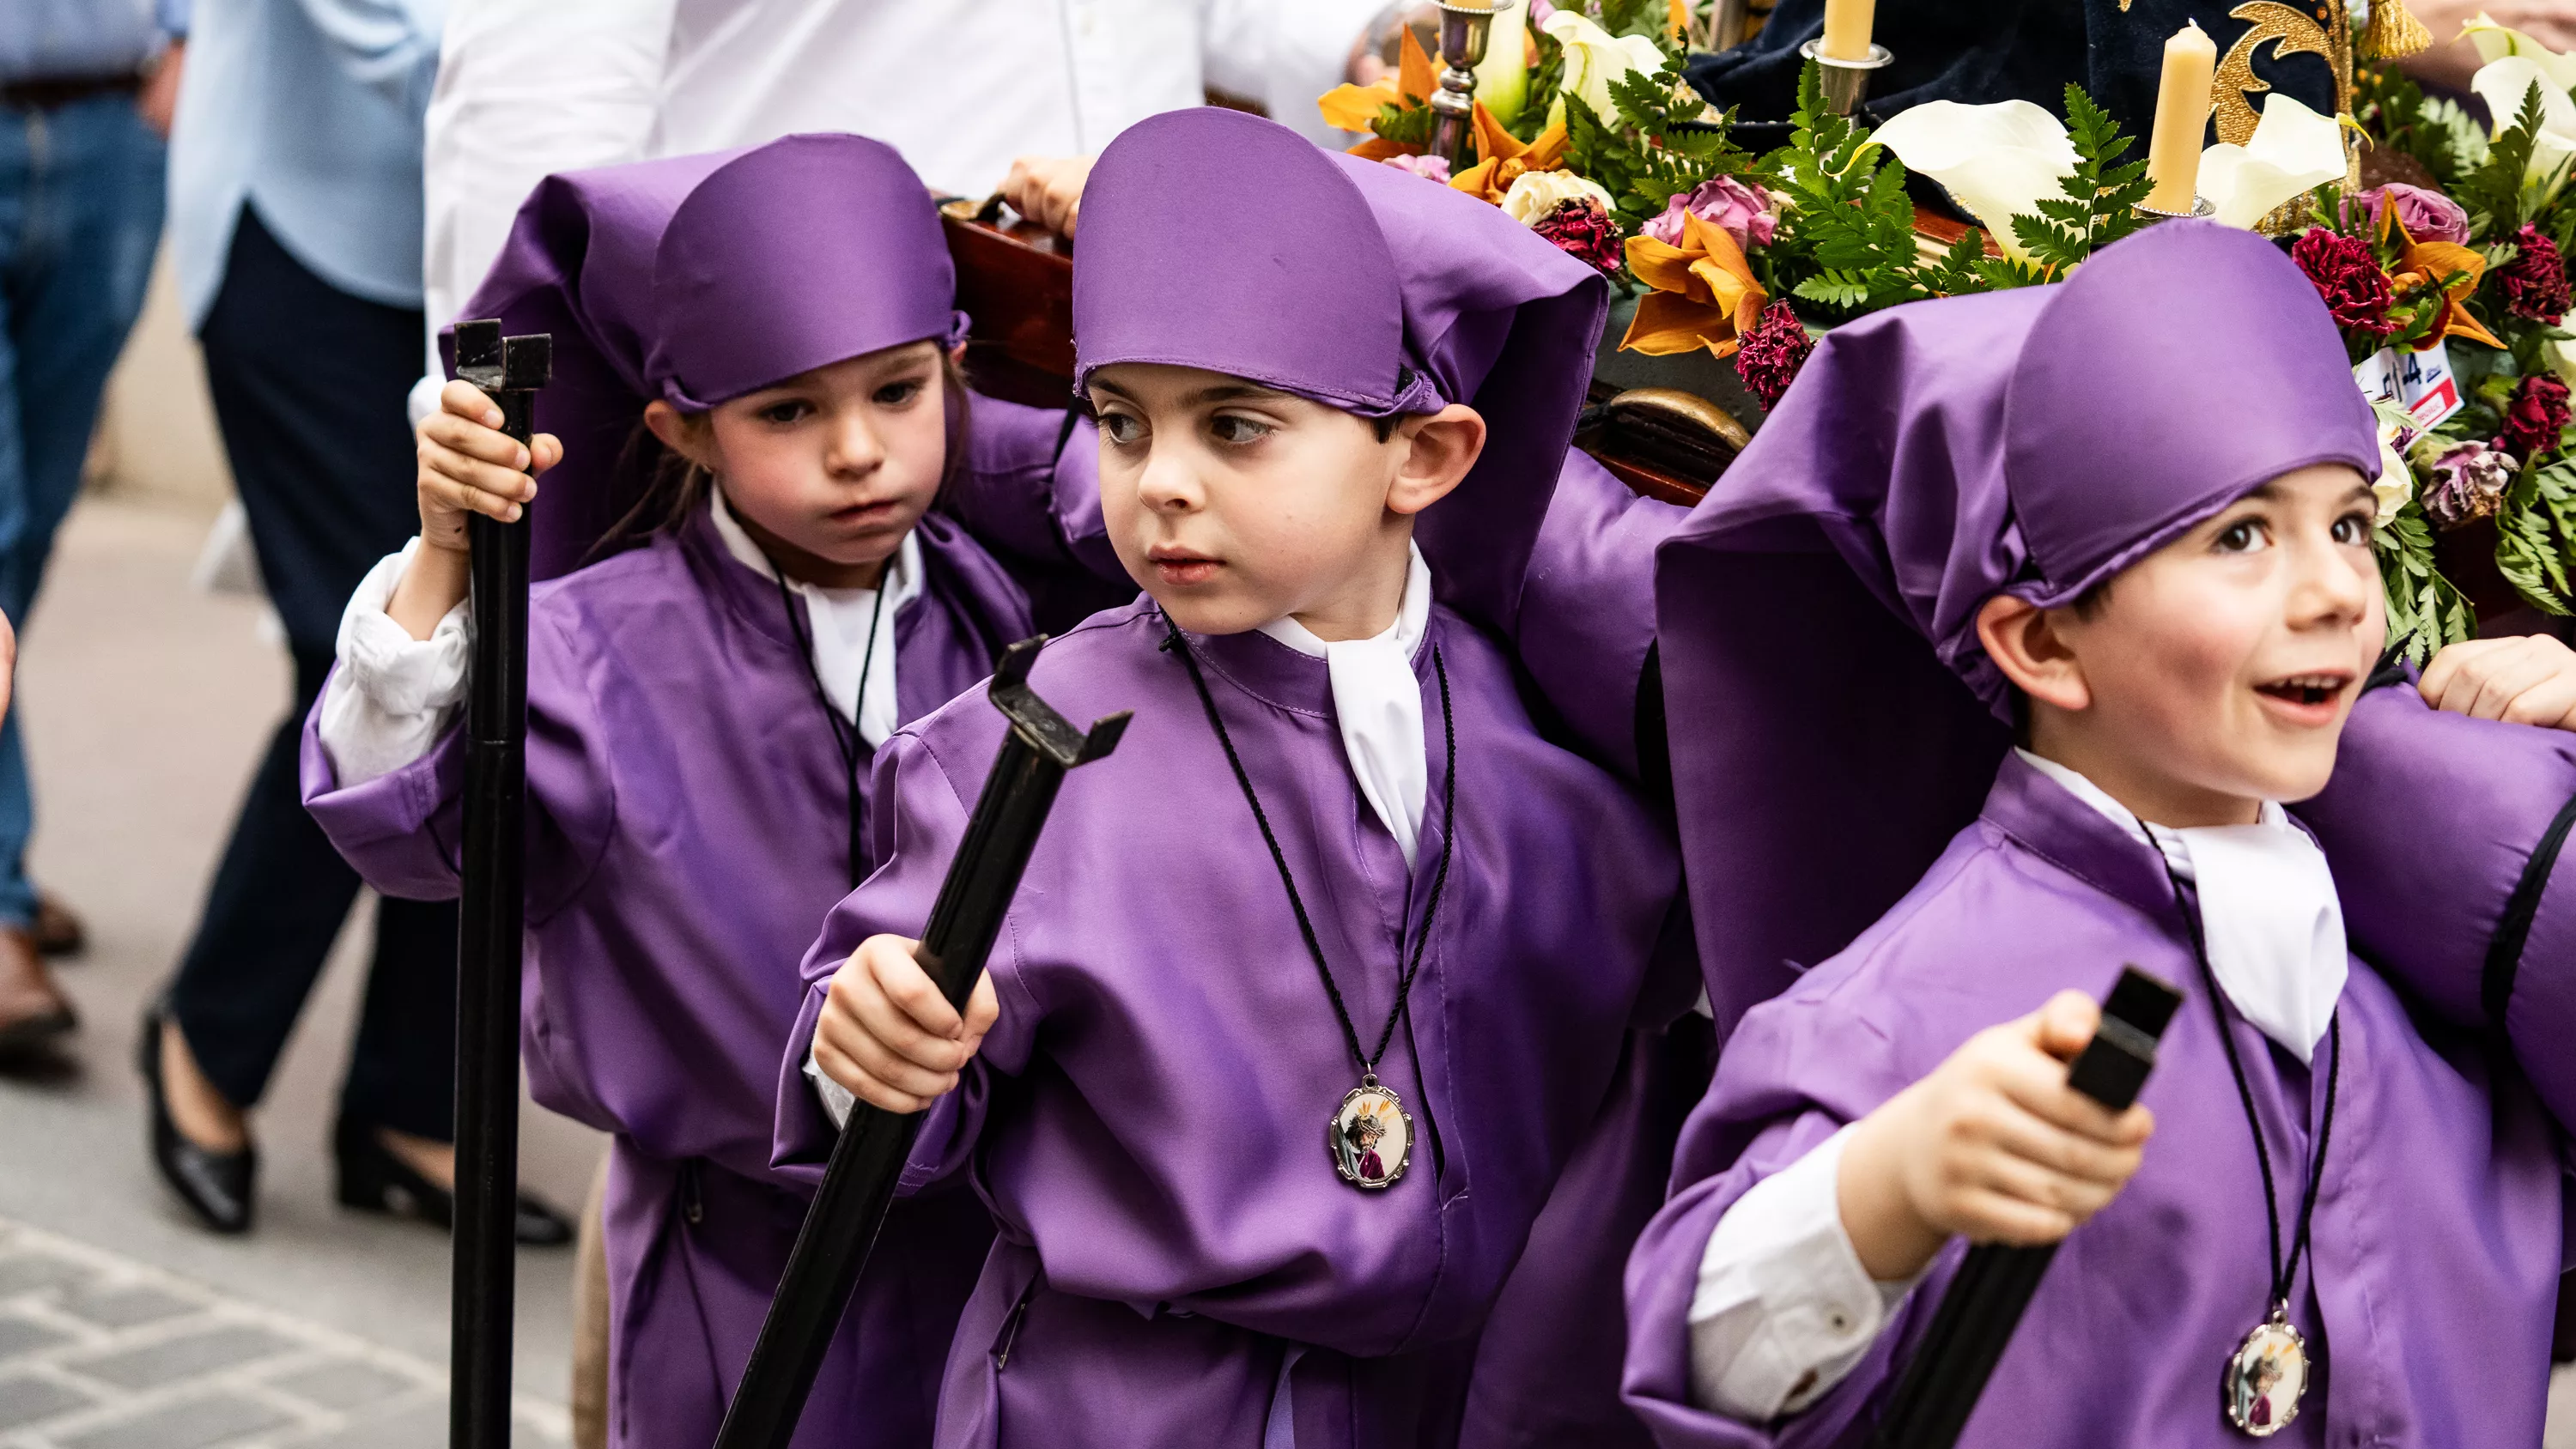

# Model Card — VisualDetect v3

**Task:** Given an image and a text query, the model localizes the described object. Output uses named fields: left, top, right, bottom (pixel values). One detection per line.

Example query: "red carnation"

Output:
left=1735, top=301, right=1814, bottom=409
left=2291, top=227, right=2397, bottom=341
left=1532, top=198, right=1624, bottom=277
left=2503, top=373, right=2572, bottom=462
left=2495, top=225, right=2572, bottom=323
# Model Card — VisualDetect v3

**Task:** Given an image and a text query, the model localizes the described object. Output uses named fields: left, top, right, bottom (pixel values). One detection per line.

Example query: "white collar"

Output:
left=1255, top=544, right=1434, bottom=869
left=710, top=488, right=924, bottom=747
left=2014, top=749, right=2347, bottom=1063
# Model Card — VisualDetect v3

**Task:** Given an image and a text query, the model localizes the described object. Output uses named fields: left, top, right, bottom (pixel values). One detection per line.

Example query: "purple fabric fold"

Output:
left=2291, top=677, right=2576, bottom=1125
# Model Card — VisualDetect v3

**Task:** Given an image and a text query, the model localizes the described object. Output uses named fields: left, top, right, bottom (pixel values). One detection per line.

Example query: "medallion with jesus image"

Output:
left=1328, top=1082, right=1413, bottom=1190
left=2222, top=1313, right=2308, bottom=1437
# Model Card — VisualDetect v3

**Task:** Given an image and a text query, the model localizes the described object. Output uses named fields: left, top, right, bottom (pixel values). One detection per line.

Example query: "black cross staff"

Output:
left=448, top=318, right=550, bottom=1449
left=713, top=637, right=1127, bottom=1449
left=1870, top=966, right=2184, bottom=1449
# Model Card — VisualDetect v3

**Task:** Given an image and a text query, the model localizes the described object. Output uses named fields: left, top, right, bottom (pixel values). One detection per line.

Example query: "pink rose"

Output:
left=2347, top=183, right=2470, bottom=246
left=1643, top=176, right=1777, bottom=251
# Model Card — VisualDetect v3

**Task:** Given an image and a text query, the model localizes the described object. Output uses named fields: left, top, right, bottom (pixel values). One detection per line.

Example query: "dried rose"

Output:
left=2423, top=439, right=2520, bottom=525
left=2292, top=227, right=2399, bottom=340
left=1734, top=301, right=1814, bottom=409
left=1643, top=176, right=1778, bottom=252
left=2503, top=373, right=2573, bottom=461
left=2345, top=183, right=2471, bottom=246
left=1382, top=153, right=1452, bottom=184
left=1531, top=197, right=1624, bottom=276
left=2496, top=225, right=2573, bottom=322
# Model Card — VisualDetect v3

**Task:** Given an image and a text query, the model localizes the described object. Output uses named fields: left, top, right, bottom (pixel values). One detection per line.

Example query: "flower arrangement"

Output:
left=1317, top=5, right=2576, bottom=652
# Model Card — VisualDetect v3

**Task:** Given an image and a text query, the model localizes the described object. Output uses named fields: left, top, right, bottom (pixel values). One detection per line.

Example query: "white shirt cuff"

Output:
left=315, top=540, right=474, bottom=788
left=1686, top=1126, right=1923, bottom=1421
left=803, top=1032, right=856, bottom=1130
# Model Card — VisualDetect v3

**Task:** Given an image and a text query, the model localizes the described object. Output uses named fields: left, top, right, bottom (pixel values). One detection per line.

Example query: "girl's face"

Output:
left=2023, top=463, right=2385, bottom=825
left=1086, top=362, right=1480, bottom=640
left=658, top=340, right=949, bottom=588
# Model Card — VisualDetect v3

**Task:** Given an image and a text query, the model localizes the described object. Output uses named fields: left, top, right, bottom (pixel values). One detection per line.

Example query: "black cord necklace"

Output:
left=1166, top=618, right=1455, bottom=1191
left=2156, top=847, right=2340, bottom=1440
left=773, top=565, right=890, bottom=890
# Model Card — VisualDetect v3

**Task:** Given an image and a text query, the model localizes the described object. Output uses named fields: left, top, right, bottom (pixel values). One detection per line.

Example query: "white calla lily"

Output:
left=1871, top=100, right=2077, bottom=263
left=2196, top=94, right=2347, bottom=229
left=2467, top=15, right=2576, bottom=90
left=1540, top=10, right=1666, bottom=124
left=2470, top=54, right=2576, bottom=201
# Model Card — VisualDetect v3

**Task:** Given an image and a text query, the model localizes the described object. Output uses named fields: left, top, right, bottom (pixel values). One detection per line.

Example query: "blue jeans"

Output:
left=0, top=94, right=166, bottom=929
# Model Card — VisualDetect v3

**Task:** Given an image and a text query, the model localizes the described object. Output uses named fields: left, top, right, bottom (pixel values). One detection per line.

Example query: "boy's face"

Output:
left=1086, top=363, right=1480, bottom=638
left=2050, top=463, right=2385, bottom=815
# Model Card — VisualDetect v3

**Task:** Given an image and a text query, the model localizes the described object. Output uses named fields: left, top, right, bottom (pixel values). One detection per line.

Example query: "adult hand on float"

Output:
left=2419, top=632, right=2576, bottom=730
left=998, top=155, right=1093, bottom=239
left=138, top=40, right=184, bottom=139
left=2402, top=0, right=2576, bottom=90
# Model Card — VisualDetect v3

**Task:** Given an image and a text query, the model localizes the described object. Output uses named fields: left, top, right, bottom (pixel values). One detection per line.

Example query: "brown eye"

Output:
left=1099, top=412, right=1145, bottom=446
left=872, top=378, right=927, bottom=407
left=2212, top=518, right=2268, bottom=555
left=2331, top=512, right=2372, bottom=546
left=1210, top=414, right=1272, bottom=446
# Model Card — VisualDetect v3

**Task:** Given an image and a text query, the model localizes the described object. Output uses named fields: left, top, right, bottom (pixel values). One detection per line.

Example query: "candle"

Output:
left=1821, top=0, right=1876, bottom=62
left=1474, top=0, right=1530, bottom=124
left=2144, top=20, right=2216, bottom=214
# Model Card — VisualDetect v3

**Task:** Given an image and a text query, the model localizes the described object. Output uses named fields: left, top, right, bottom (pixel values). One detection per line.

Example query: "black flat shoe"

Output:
left=333, top=1116, right=575, bottom=1247
left=137, top=1003, right=256, bottom=1234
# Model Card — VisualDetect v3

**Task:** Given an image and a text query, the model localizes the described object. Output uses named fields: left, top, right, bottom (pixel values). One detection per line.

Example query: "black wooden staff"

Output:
left=1872, top=966, right=2183, bottom=1449
left=714, top=638, right=1128, bottom=1449
left=448, top=318, right=551, bottom=1449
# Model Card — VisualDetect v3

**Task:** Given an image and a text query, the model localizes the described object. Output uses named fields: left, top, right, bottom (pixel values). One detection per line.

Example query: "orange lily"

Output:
left=1668, top=0, right=1692, bottom=39
left=2383, top=207, right=2504, bottom=349
left=1450, top=103, right=1571, bottom=203
left=1321, top=26, right=1439, bottom=139
left=1619, top=209, right=1769, bottom=358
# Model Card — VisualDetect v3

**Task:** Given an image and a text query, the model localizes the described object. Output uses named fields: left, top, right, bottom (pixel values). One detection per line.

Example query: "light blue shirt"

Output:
left=0, top=0, right=179, bottom=85
left=166, top=0, right=445, bottom=327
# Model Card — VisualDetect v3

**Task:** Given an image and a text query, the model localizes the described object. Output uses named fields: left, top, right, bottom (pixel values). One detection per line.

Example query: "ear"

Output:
left=1383, top=404, right=1486, bottom=517
left=644, top=399, right=719, bottom=470
left=1976, top=592, right=2093, bottom=715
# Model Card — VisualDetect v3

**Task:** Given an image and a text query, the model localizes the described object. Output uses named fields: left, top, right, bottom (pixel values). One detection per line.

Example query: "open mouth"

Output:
left=2253, top=671, right=2354, bottom=709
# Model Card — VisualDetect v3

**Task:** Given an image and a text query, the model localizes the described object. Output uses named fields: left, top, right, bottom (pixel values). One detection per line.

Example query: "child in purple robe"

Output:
left=777, top=107, right=1693, bottom=1449
left=1624, top=220, right=2576, bottom=1446
left=298, top=135, right=1088, bottom=1449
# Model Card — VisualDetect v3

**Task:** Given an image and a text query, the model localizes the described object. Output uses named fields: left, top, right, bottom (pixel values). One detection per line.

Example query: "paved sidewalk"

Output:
left=0, top=1218, right=565, bottom=1449
left=0, top=495, right=603, bottom=1446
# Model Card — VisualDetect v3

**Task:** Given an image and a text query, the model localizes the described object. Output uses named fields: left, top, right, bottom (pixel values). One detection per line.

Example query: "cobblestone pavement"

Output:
left=0, top=1219, right=566, bottom=1449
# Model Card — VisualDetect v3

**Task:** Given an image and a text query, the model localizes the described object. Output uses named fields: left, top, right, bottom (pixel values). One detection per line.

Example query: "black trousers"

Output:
left=166, top=208, right=457, bottom=1142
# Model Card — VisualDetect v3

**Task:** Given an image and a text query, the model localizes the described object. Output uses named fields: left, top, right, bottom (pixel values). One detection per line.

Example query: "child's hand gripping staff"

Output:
left=715, top=639, right=1127, bottom=1449
left=443, top=320, right=551, bottom=1449
left=1861, top=968, right=2180, bottom=1449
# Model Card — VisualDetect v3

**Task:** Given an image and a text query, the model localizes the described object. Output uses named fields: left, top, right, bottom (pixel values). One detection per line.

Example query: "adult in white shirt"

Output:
left=418, top=0, right=1390, bottom=400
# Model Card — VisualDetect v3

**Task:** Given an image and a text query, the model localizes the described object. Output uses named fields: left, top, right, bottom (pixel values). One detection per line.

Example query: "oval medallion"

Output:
left=1327, top=1083, right=1414, bottom=1190
left=2221, top=1315, right=2308, bottom=1437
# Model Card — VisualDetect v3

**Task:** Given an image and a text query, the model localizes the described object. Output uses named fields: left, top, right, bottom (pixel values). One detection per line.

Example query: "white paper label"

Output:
left=2353, top=343, right=2464, bottom=449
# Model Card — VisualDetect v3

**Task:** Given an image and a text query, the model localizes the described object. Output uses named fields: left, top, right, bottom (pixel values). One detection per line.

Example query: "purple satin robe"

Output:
left=1622, top=753, right=2567, bottom=1446
left=301, top=508, right=1030, bottom=1449
left=773, top=600, right=1685, bottom=1449
left=2292, top=676, right=2576, bottom=1128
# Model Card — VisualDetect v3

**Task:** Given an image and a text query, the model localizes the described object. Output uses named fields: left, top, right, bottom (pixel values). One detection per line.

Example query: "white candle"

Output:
left=2145, top=21, right=2216, bottom=214
left=1474, top=0, right=1531, bottom=124
left=1821, top=0, right=1876, bottom=62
